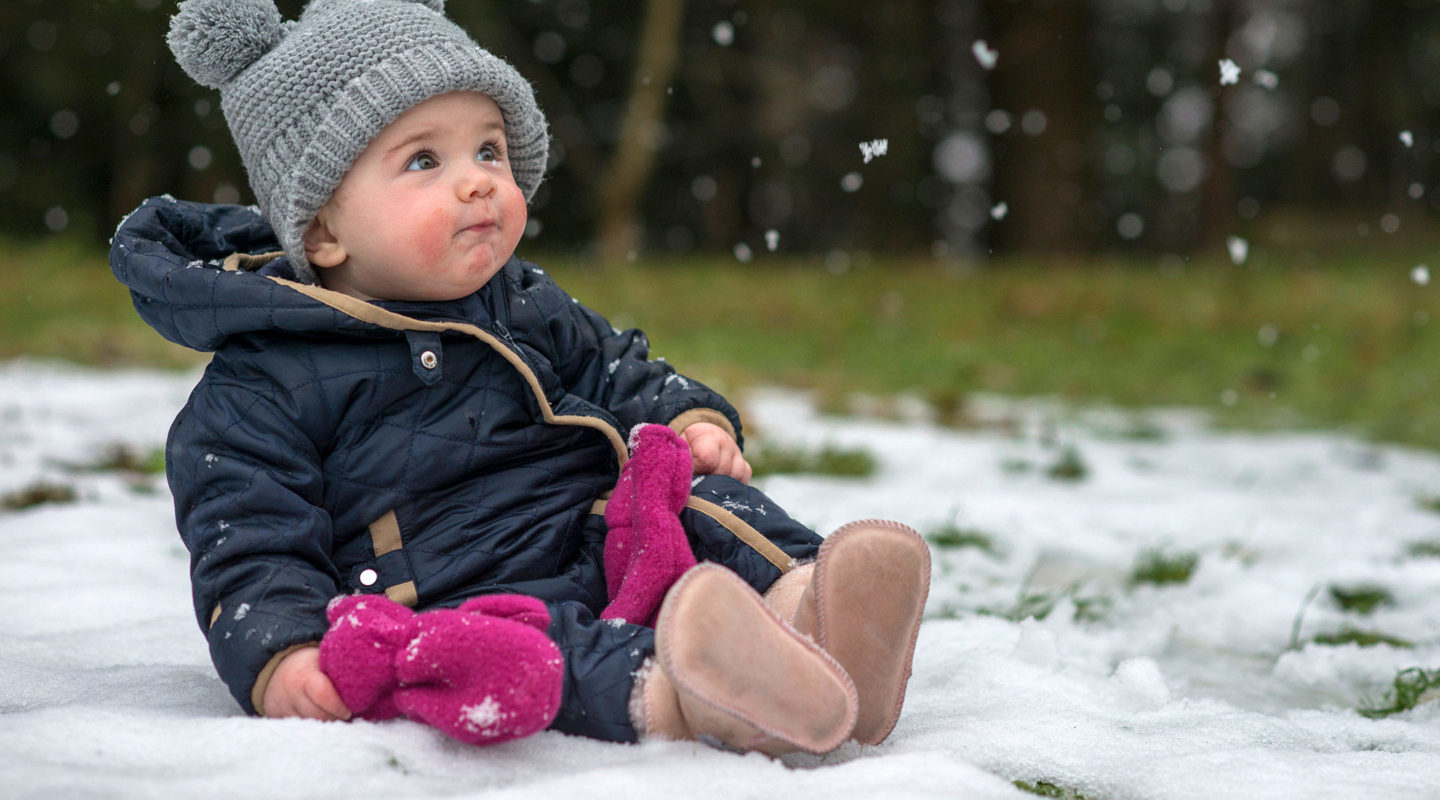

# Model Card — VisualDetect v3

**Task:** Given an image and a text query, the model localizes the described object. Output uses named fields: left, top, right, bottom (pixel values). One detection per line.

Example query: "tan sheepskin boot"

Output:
left=763, top=519, right=931, bottom=746
left=633, top=563, right=858, bottom=755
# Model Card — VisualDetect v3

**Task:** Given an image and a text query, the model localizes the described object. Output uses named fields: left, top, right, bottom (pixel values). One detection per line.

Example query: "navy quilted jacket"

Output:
left=110, top=197, right=743, bottom=715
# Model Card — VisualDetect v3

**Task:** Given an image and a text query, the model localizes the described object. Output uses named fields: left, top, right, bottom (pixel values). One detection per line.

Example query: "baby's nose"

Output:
left=457, top=164, right=495, bottom=199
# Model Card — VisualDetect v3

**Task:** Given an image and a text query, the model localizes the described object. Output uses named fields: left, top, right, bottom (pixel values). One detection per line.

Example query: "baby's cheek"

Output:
left=407, top=206, right=453, bottom=265
left=499, top=199, right=528, bottom=254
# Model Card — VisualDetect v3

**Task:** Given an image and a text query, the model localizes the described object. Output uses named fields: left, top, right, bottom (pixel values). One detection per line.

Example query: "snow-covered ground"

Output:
left=2, top=361, right=1438, bottom=799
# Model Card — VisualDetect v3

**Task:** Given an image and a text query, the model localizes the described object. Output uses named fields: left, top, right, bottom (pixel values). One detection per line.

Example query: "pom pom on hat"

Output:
left=168, top=0, right=285, bottom=89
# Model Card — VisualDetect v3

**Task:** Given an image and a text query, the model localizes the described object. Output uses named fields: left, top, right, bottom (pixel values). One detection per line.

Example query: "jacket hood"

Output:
left=112, top=196, right=421, bottom=351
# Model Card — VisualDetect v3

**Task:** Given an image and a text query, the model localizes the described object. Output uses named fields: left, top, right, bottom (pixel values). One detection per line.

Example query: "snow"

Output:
left=858, top=139, right=888, bottom=164
left=1219, top=59, right=1242, bottom=86
left=711, top=22, right=734, bottom=48
left=1227, top=235, right=1250, bottom=265
left=3, top=362, right=1440, bottom=799
left=972, top=40, right=998, bottom=71
left=461, top=697, right=504, bottom=733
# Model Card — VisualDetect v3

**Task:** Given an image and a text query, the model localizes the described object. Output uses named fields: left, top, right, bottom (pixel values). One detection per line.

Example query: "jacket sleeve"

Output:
left=167, top=372, right=339, bottom=716
left=518, top=266, right=745, bottom=446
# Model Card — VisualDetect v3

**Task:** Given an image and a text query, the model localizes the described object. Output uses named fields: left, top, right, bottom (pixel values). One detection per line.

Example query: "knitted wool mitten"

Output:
left=319, top=593, right=562, bottom=746
left=601, top=424, right=697, bottom=627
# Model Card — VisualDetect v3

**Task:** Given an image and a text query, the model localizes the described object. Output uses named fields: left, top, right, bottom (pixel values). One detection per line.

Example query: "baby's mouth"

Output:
left=458, top=219, right=497, bottom=236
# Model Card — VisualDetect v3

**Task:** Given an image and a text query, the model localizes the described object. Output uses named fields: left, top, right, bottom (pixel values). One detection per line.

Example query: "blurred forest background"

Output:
left=5, top=0, right=1440, bottom=450
left=5, top=0, right=1440, bottom=262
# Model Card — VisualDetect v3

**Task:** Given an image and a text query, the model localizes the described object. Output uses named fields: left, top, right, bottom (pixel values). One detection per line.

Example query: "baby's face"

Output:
left=306, top=91, right=527, bottom=301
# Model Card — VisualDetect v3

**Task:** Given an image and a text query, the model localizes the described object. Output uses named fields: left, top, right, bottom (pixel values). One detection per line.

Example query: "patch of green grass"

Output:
left=1360, top=667, right=1440, bottom=718
left=60, top=443, right=167, bottom=476
left=983, top=584, right=1111, bottom=624
left=925, top=523, right=998, bottom=554
left=1013, top=779, right=1093, bottom=799
left=747, top=442, right=877, bottom=478
left=1311, top=627, right=1413, bottom=648
left=2, top=481, right=78, bottom=511
left=1045, top=445, right=1089, bottom=481
left=1415, top=495, right=1440, bottom=515
left=1406, top=540, right=1440, bottom=558
left=18, top=239, right=1440, bottom=453
left=1328, top=584, right=1394, bottom=615
left=1129, top=548, right=1199, bottom=587
left=0, top=236, right=204, bottom=368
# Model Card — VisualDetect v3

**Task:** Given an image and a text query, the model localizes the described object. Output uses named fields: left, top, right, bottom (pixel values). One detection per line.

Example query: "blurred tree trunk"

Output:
left=984, top=0, right=1094, bottom=255
left=1198, top=0, right=1239, bottom=251
left=594, top=0, right=686, bottom=264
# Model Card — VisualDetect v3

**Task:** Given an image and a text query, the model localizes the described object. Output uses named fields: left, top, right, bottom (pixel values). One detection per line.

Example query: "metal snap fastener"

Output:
left=359, top=568, right=378, bottom=586
left=420, top=350, right=439, bottom=370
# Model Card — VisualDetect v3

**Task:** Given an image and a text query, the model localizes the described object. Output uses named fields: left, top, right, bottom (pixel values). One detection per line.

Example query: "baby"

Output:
left=110, top=0, right=930, bottom=754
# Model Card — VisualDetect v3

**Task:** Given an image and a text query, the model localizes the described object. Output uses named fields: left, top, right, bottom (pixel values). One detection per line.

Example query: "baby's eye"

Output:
left=476, top=143, right=505, bottom=163
left=405, top=152, right=439, bottom=171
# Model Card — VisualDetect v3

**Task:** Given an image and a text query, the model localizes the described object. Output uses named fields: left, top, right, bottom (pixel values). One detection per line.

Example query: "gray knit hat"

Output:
left=167, top=0, right=548, bottom=284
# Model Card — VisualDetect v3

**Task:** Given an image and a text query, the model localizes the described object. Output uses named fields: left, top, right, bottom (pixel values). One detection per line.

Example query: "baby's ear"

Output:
left=302, top=213, right=346, bottom=268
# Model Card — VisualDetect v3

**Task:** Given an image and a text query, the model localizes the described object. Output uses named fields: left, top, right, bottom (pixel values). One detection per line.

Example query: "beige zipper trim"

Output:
left=265, top=274, right=630, bottom=467
left=684, top=496, right=795, bottom=573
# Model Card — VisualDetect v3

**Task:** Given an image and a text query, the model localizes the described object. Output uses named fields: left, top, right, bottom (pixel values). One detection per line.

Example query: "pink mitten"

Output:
left=318, top=593, right=563, bottom=746
left=601, top=423, right=697, bottom=627
left=459, top=594, right=554, bottom=630
left=392, top=598, right=562, bottom=746
left=319, top=594, right=414, bottom=720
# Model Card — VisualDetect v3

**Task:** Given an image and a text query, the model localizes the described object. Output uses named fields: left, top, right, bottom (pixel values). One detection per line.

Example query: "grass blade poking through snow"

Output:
left=1360, top=667, right=1440, bottom=718
left=1012, top=779, right=1094, bottom=799
left=1328, top=584, right=1394, bottom=615
left=1129, top=548, right=1199, bottom=587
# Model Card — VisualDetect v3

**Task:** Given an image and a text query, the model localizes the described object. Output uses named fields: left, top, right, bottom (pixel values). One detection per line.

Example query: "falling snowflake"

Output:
left=765, top=230, right=780, bottom=251
left=990, top=202, right=1008, bottom=221
left=1400, top=131, right=1415, bottom=148
left=840, top=172, right=864, bottom=193
left=1413, top=265, right=1430, bottom=286
left=712, top=21, right=734, bottom=47
left=1218, top=59, right=1241, bottom=86
left=1252, top=70, right=1278, bottom=90
left=1226, top=236, right=1249, bottom=265
left=859, top=139, right=889, bottom=164
left=971, top=40, right=998, bottom=70
left=733, top=242, right=753, bottom=263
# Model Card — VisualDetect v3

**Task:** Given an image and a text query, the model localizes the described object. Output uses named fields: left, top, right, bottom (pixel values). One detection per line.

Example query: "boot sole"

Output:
left=813, top=520, right=931, bottom=745
left=656, top=564, right=858, bottom=755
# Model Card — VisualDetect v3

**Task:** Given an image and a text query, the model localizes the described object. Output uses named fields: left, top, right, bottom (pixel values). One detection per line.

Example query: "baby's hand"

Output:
left=679, top=421, right=752, bottom=484
left=262, top=645, right=352, bottom=722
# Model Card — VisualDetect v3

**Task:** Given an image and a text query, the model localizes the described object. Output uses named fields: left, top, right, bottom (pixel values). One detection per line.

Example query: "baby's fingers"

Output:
left=306, top=674, right=352, bottom=721
left=731, top=454, right=752, bottom=484
left=688, top=436, right=722, bottom=474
